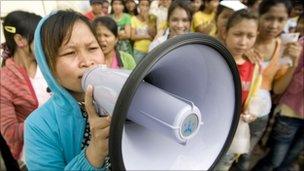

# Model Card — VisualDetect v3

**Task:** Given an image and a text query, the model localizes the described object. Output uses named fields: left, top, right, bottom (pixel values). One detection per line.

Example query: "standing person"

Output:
left=93, top=16, right=136, bottom=69
left=214, top=9, right=262, bottom=170
left=148, top=0, right=193, bottom=51
left=235, top=0, right=302, bottom=170
left=125, top=0, right=138, bottom=16
left=85, top=0, right=109, bottom=21
left=0, top=10, right=50, bottom=161
left=215, top=0, right=247, bottom=42
left=190, top=0, right=203, bottom=13
left=131, top=0, right=156, bottom=63
left=110, top=0, right=133, bottom=55
left=192, top=0, right=219, bottom=36
left=24, top=10, right=111, bottom=170
left=149, top=0, right=172, bottom=38
left=253, top=13, right=304, bottom=171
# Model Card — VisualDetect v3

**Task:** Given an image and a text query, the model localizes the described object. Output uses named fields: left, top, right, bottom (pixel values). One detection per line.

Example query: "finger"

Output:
left=85, top=85, right=98, bottom=119
left=92, top=117, right=111, bottom=129
left=92, top=126, right=110, bottom=140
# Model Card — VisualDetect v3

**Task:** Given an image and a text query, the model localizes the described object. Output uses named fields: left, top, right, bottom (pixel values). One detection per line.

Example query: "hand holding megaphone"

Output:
left=85, top=85, right=111, bottom=168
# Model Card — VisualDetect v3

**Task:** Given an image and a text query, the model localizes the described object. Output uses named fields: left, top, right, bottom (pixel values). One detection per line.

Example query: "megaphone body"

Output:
left=82, top=66, right=203, bottom=144
left=82, top=33, right=242, bottom=170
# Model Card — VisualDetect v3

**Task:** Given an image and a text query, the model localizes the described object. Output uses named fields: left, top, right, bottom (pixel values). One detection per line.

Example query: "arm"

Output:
left=195, top=22, right=214, bottom=34
left=119, top=24, right=131, bottom=40
left=273, top=66, right=298, bottom=94
left=24, top=113, right=106, bottom=171
left=0, top=86, right=24, bottom=159
left=273, top=42, right=303, bottom=94
left=130, top=27, right=152, bottom=41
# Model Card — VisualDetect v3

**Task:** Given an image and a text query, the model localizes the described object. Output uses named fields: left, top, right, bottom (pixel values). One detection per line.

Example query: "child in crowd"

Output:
left=110, top=0, right=133, bottom=55
left=85, top=0, right=109, bottom=21
left=235, top=0, right=302, bottom=170
left=149, top=0, right=172, bottom=38
left=0, top=10, right=50, bottom=162
left=24, top=10, right=110, bottom=170
left=125, top=0, right=138, bottom=16
left=190, top=0, right=203, bottom=13
left=215, top=0, right=247, bottom=42
left=214, top=9, right=262, bottom=171
left=93, top=16, right=136, bottom=69
left=131, top=0, right=156, bottom=63
left=192, top=0, right=219, bottom=36
left=149, top=0, right=193, bottom=51
left=253, top=12, right=303, bottom=171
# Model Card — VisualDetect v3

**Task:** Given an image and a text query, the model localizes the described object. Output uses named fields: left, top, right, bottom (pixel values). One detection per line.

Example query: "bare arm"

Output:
left=119, top=25, right=131, bottom=40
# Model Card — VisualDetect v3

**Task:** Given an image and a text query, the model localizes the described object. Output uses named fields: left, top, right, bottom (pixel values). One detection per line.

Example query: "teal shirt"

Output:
left=24, top=12, right=105, bottom=171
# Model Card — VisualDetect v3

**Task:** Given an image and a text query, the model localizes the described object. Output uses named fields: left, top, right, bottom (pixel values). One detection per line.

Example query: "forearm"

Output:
left=273, top=66, right=297, bottom=94
left=131, top=34, right=152, bottom=41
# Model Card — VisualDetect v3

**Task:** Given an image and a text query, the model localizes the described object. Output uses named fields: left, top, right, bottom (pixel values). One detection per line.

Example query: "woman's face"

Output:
left=96, top=25, right=117, bottom=55
left=216, top=8, right=234, bottom=40
left=126, top=0, right=136, bottom=13
left=138, top=0, right=150, bottom=15
left=112, top=0, right=124, bottom=14
left=191, top=0, right=202, bottom=12
left=225, top=19, right=258, bottom=58
left=259, top=4, right=288, bottom=38
left=169, top=7, right=191, bottom=38
left=55, top=21, right=105, bottom=93
left=205, top=0, right=219, bottom=11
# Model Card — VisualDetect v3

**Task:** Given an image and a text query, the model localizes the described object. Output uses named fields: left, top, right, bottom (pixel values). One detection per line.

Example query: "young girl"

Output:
left=148, top=0, right=193, bottom=51
left=253, top=13, right=303, bottom=171
left=215, top=0, right=247, bottom=42
left=131, top=0, right=156, bottom=63
left=235, top=0, right=302, bottom=170
left=24, top=10, right=110, bottom=170
left=125, top=0, right=138, bottom=16
left=190, top=0, right=203, bottom=13
left=93, top=16, right=136, bottom=69
left=110, top=0, right=133, bottom=55
left=0, top=10, right=50, bottom=161
left=192, top=0, right=219, bottom=36
left=214, top=9, right=261, bottom=171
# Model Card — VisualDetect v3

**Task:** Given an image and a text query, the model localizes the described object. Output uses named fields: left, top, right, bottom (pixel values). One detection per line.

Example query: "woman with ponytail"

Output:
left=0, top=10, right=50, bottom=161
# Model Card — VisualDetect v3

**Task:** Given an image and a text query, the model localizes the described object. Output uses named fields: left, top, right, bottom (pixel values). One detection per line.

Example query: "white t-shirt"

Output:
left=30, top=66, right=51, bottom=106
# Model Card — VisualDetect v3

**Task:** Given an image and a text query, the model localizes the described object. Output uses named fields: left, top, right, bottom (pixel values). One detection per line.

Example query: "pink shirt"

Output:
left=110, top=56, right=119, bottom=69
left=279, top=37, right=304, bottom=118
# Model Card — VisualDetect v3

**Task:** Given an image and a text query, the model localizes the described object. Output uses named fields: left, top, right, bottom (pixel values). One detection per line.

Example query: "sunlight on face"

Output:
left=259, top=4, right=288, bottom=38
left=225, top=19, right=258, bottom=58
left=55, top=21, right=105, bottom=93
left=169, top=7, right=191, bottom=38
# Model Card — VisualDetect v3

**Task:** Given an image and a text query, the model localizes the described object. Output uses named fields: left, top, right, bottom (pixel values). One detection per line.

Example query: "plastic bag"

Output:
left=247, top=89, right=272, bottom=117
left=228, top=120, right=250, bottom=154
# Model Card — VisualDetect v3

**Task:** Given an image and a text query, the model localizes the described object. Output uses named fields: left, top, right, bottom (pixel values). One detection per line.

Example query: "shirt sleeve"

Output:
left=0, top=84, right=24, bottom=159
left=24, top=114, right=106, bottom=171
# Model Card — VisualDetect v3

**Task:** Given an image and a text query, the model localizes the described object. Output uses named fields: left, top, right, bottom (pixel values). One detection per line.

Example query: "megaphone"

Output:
left=82, top=33, right=241, bottom=170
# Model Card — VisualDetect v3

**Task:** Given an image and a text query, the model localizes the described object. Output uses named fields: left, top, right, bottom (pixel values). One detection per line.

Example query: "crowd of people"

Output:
left=0, top=0, right=303, bottom=170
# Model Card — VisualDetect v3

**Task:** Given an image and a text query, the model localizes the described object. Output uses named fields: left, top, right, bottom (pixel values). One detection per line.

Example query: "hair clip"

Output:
left=4, top=26, right=16, bottom=33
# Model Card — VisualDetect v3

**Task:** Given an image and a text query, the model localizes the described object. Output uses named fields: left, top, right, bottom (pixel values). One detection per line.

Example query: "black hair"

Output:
left=259, top=0, right=292, bottom=16
left=92, top=16, right=118, bottom=37
left=110, top=0, right=127, bottom=14
left=41, top=10, right=97, bottom=73
left=91, top=16, right=123, bottom=67
left=2, top=10, right=41, bottom=56
left=226, top=9, right=258, bottom=31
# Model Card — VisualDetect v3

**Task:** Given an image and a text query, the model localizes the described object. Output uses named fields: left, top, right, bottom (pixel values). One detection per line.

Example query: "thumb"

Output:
left=85, top=85, right=98, bottom=119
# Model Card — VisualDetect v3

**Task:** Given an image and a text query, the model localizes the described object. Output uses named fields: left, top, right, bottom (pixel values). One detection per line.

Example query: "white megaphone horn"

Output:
left=81, top=33, right=242, bottom=170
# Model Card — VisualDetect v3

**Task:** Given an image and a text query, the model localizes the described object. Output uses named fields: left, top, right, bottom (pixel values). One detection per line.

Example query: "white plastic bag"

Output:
left=247, top=89, right=272, bottom=117
left=228, top=120, right=250, bottom=154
